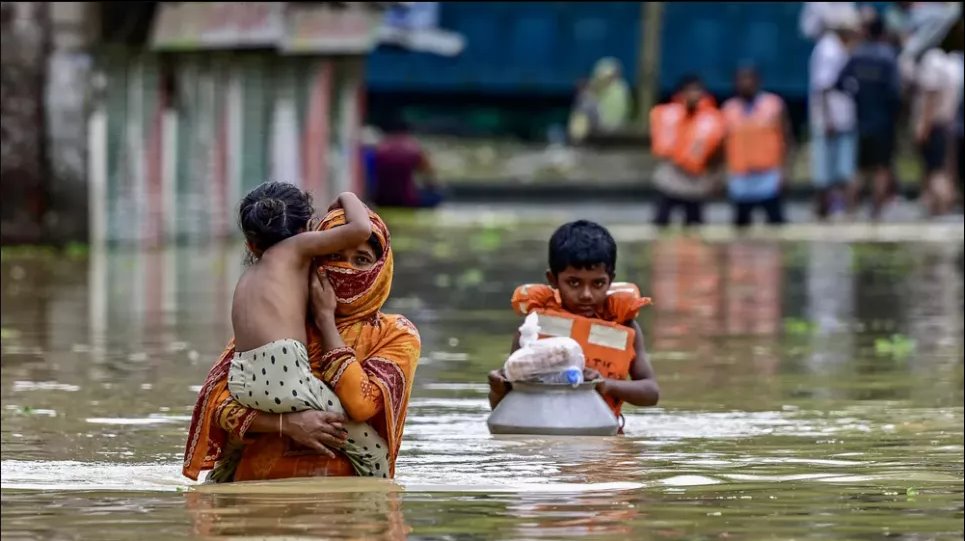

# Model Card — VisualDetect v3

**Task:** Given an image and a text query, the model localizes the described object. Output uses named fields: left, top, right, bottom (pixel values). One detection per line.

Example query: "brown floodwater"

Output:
left=2, top=211, right=963, bottom=540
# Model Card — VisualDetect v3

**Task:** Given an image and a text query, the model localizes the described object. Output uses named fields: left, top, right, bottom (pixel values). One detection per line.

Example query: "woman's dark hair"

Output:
left=548, top=220, right=617, bottom=277
left=367, top=232, right=384, bottom=260
left=239, top=182, right=314, bottom=254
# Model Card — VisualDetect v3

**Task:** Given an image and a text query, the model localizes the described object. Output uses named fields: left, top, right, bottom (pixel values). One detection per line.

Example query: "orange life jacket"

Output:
left=511, top=283, right=652, bottom=418
left=650, top=98, right=726, bottom=175
left=722, top=92, right=786, bottom=174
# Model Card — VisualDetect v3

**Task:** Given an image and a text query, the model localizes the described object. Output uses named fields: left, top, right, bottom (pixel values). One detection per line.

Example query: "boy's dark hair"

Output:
left=548, top=220, right=617, bottom=277
left=239, top=182, right=314, bottom=253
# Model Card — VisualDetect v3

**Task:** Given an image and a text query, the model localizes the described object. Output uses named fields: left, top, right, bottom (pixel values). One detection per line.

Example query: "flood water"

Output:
left=2, top=209, right=963, bottom=540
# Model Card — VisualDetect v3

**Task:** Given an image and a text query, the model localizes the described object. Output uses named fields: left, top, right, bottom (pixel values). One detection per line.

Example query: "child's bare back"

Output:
left=231, top=243, right=312, bottom=352
left=230, top=184, right=371, bottom=352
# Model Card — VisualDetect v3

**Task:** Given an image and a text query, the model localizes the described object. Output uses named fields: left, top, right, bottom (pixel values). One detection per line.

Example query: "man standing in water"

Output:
left=721, top=65, right=793, bottom=227
left=808, top=5, right=861, bottom=219
left=836, top=14, right=902, bottom=219
left=906, top=11, right=964, bottom=216
left=650, top=75, right=726, bottom=226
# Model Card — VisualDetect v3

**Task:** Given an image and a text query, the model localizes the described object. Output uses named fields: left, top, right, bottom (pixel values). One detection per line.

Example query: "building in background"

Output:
left=91, top=2, right=383, bottom=246
left=1, top=2, right=387, bottom=246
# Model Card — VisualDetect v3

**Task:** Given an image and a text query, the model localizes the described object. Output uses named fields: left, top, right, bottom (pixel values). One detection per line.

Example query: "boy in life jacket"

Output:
left=487, top=220, right=660, bottom=431
left=650, top=74, right=727, bottom=227
left=721, top=65, right=794, bottom=227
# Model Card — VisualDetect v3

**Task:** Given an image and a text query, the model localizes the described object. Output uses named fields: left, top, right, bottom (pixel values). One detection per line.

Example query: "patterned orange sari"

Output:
left=182, top=209, right=420, bottom=482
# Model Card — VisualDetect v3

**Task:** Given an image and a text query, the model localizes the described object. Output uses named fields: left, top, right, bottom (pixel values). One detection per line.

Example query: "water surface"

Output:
left=2, top=212, right=963, bottom=540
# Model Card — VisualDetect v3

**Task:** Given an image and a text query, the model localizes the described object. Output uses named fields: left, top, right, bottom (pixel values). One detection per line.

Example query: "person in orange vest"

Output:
left=721, top=65, right=794, bottom=227
left=487, top=220, right=660, bottom=432
left=650, top=75, right=727, bottom=226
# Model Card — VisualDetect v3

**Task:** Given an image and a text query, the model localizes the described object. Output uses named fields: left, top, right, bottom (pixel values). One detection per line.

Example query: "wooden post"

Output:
left=637, top=2, right=664, bottom=136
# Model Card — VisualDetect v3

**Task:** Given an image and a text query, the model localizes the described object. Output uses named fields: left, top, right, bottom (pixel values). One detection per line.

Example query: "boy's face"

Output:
left=547, top=264, right=612, bottom=318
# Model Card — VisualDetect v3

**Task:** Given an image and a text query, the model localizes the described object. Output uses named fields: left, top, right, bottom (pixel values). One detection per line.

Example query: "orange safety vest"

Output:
left=722, top=92, right=786, bottom=174
left=650, top=98, right=726, bottom=176
left=511, top=283, right=652, bottom=419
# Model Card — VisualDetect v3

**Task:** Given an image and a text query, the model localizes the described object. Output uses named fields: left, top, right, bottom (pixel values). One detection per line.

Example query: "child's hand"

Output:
left=328, top=192, right=365, bottom=213
left=487, top=369, right=512, bottom=410
left=582, top=367, right=603, bottom=382
left=488, top=369, right=510, bottom=387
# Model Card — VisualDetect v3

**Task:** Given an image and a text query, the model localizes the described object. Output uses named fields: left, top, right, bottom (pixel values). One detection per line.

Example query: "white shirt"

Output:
left=809, top=32, right=856, bottom=132
left=914, top=48, right=964, bottom=127
left=800, top=2, right=857, bottom=40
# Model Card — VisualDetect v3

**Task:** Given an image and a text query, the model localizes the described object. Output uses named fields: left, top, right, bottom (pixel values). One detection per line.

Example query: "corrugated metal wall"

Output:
left=95, top=50, right=364, bottom=245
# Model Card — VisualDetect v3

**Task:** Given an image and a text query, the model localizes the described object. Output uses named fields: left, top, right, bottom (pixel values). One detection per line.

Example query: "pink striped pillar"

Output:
left=302, top=60, right=332, bottom=204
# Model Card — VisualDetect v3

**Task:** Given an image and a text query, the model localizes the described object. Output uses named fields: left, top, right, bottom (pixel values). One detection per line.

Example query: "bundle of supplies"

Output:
left=503, top=313, right=585, bottom=386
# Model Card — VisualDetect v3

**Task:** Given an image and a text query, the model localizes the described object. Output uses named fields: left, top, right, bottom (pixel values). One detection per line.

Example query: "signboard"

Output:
left=151, top=3, right=283, bottom=50
left=281, top=4, right=381, bottom=54
left=151, top=2, right=380, bottom=54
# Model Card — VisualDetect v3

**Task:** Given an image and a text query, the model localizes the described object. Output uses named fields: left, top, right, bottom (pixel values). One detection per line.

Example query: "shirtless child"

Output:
left=228, top=182, right=388, bottom=477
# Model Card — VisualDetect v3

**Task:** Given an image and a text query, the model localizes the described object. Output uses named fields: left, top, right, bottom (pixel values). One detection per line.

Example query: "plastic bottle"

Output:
left=537, top=366, right=584, bottom=386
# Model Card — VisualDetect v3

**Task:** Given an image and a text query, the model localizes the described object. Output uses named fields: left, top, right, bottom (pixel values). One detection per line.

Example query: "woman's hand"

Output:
left=310, top=270, right=338, bottom=324
left=282, top=410, right=349, bottom=458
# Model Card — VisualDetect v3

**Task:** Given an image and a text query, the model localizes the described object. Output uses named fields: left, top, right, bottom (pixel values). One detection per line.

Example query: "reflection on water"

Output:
left=188, top=479, right=410, bottom=540
left=2, top=219, right=964, bottom=540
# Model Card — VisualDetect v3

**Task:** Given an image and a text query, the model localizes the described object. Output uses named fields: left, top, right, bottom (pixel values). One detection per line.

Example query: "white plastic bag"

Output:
left=518, top=312, right=541, bottom=348
left=504, top=313, right=585, bottom=382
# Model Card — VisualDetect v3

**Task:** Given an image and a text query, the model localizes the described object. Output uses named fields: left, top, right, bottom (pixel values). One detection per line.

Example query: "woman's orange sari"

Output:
left=182, top=209, right=420, bottom=482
